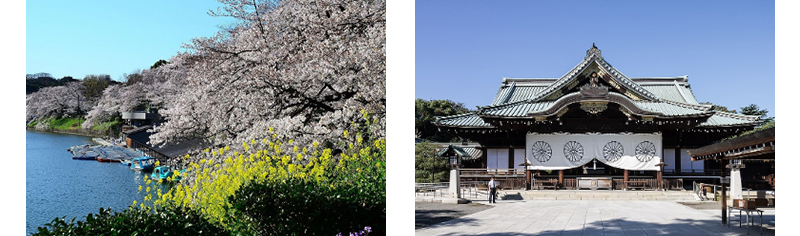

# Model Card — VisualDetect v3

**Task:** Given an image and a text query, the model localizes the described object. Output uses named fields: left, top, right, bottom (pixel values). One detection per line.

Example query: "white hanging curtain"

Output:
left=526, top=133, right=662, bottom=171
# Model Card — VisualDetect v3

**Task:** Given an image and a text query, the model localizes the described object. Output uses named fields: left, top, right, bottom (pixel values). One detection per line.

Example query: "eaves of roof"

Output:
left=687, top=127, right=774, bottom=159
left=477, top=92, right=712, bottom=118
left=695, top=111, right=761, bottom=128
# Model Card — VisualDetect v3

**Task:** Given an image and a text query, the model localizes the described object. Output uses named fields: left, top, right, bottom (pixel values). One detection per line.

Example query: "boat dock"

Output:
left=68, top=144, right=144, bottom=162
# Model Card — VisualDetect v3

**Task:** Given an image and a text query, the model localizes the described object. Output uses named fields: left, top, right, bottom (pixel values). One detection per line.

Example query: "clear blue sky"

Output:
left=26, top=0, right=234, bottom=81
left=416, top=0, right=776, bottom=118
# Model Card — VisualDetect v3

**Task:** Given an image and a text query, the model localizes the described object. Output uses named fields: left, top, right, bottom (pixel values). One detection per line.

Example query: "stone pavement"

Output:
left=415, top=200, right=775, bottom=236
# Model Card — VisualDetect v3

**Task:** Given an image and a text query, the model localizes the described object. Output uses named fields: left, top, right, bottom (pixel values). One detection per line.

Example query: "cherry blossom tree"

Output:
left=26, top=82, right=92, bottom=126
left=81, top=67, right=185, bottom=129
left=146, top=0, right=386, bottom=148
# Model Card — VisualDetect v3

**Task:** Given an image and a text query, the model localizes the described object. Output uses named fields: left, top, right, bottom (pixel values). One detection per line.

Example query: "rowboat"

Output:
left=151, top=166, right=184, bottom=182
left=131, top=156, right=155, bottom=171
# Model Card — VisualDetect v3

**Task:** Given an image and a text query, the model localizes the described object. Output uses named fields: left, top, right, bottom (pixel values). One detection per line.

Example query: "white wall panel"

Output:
left=514, top=149, right=526, bottom=169
left=487, top=149, right=498, bottom=169
left=663, top=148, right=676, bottom=171
left=497, top=149, right=509, bottom=169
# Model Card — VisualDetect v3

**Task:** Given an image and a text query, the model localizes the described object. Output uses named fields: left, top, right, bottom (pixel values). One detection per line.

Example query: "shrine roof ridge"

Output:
left=501, top=76, right=689, bottom=85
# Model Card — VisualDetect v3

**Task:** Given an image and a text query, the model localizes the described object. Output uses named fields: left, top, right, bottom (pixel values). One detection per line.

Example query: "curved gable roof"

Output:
left=525, top=46, right=660, bottom=103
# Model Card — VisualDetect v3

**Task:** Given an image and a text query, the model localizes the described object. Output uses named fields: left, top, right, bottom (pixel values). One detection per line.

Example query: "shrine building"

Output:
left=433, top=45, right=763, bottom=190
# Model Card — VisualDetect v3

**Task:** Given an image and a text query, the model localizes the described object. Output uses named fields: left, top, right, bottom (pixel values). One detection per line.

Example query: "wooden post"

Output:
left=675, top=147, right=682, bottom=174
left=721, top=160, right=727, bottom=225
left=624, top=169, right=629, bottom=190
left=526, top=170, right=532, bottom=190
left=558, top=170, right=563, bottom=189
left=657, top=170, right=663, bottom=191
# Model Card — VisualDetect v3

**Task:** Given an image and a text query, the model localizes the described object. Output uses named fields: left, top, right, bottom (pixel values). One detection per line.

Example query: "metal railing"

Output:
left=414, top=181, right=493, bottom=200
left=693, top=182, right=762, bottom=201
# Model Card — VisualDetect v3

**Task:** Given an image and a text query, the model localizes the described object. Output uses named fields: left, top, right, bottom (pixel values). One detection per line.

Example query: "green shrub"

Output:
left=43, top=117, right=84, bottom=130
left=31, top=207, right=226, bottom=236
left=229, top=177, right=384, bottom=236
left=90, top=117, right=121, bottom=131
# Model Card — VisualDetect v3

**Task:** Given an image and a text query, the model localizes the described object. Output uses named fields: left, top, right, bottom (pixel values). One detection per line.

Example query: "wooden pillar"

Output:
left=721, top=159, right=727, bottom=225
left=558, top=170, right=564, bottom=189
left=481, top=148, right=487, bottom=169
left=675, top=131, right=682, bottom=173
left=624, top=170, right=629, bottom=190
left=526, top=170, right=532, bottom=190
left=508, top=148, right=514, bottom=168
left=657, top=170, right=663, bottom=191
left=674, top=147, right=682, bottom=174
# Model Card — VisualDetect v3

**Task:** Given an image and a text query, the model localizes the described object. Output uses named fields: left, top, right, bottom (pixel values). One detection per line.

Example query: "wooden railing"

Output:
left=460, top=168, right=526, bottom=177
left=525, top=177, right=686, bottom=191
left=662, top=169, right=723, bottom=176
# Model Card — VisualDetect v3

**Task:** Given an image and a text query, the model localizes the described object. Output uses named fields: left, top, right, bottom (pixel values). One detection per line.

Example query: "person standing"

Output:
left=488, top=177, right=499, bottom=203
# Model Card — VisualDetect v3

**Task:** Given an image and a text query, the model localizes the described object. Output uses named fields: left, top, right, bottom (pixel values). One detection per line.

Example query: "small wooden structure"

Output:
left=687, top=126, right=774, bottom=225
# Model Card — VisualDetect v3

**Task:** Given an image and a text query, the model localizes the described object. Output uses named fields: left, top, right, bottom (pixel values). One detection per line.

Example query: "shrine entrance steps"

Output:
left=500, top=190, right=696, bottom=201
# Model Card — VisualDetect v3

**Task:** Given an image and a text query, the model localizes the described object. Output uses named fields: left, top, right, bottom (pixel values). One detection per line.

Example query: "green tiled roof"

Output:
left=639, top=84, right=699, bottom=104
left=493, top=77, right=700, bottom=106
left=697, top=111, right=761, bottom=127
left=492, top=83, right=548, bottom=105
left=436, top=145, right=472, bottom=158
left=435, top=113, right=493, bottom=128
left=481, top=101, right=555, bottom=117
left=479, top=91, right=711, bottom=118
left=632, top=100, right=712, bottom=117
left=461, top=147, right=483, bottom=161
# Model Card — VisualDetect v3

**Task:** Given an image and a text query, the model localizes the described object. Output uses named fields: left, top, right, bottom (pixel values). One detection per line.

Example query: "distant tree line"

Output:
left=701, top=102, right=774, bottom=125
left=415, top=98, right=472, bottom=142
left=26, top=73, right=121, bottom=95
left=26, top=74, right=78, bottom=94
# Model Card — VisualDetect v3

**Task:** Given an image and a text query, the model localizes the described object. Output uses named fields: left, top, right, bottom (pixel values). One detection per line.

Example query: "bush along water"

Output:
left=33, top=111, right=385, bottom=235
left=31, top=207, right=227, bottom=236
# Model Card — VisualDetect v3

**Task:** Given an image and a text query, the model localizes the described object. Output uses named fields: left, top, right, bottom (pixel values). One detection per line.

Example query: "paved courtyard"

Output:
left=415, top=200, right=775, bottom=236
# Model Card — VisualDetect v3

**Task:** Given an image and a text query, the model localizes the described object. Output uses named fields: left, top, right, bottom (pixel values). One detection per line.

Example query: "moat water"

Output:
left=26, top=130, right=150, bottom=235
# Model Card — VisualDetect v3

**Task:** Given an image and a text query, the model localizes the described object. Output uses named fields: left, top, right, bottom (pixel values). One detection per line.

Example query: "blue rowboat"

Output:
left=131, top=156, right=155, bottom=171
